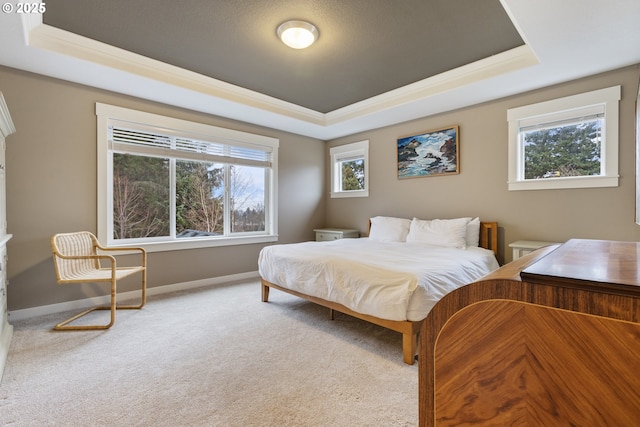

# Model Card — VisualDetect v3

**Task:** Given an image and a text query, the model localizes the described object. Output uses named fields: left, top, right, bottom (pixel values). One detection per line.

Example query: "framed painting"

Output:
left=397, top=125, right=459, bottom=179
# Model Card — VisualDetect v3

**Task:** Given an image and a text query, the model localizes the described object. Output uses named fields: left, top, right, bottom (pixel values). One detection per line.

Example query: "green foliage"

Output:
left=341, top=159, right=364, bottom=190
left=175, top=161, right=224, bottom=235
left=113, top=155, right=265, bottom=239
left=113, top=154, right=170, bottom=239
left=524, top=121, right=601, bottom=180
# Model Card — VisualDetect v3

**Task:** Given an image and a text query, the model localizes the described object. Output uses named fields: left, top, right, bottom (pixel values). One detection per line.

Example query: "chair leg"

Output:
left=54, top=306, right=115, bottom=330
left=115, top=267, right=146, bottom=310
left=54, top=268, right=146, bottom=330
left=54, top=278, right=117, bottom=331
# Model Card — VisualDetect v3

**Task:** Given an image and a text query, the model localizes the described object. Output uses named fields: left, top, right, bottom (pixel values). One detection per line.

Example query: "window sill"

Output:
left=508, top=175, right=619, bottom=191
left=106, top=234, right=278, bottom=253
left=330, top=190, right=369, bottom=198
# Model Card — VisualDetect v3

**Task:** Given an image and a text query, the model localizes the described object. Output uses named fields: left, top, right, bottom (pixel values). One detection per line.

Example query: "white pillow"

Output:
left=466, top=217, right=480, bottom=247
left=406, top=217, right=470, bottom=248
left=368, top=216, right=411, bottom=242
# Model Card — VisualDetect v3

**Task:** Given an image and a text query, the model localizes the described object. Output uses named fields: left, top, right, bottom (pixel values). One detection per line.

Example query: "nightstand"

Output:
left=509, top=240, right=559, bottom=260
left=314, top=228, right=359, bottom=242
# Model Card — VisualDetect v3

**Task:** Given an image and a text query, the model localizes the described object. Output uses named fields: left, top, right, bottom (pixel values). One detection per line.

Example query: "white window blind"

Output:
left=109, top=124, right=273, bottom=167
left=519, top=111, right=604, bottom=133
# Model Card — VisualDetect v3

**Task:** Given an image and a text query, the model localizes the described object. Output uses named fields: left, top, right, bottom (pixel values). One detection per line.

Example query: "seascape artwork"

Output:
left=397, top=126, right=459, bottom=178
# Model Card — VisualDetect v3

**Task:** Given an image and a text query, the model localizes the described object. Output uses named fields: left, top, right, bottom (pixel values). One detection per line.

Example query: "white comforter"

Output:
left=258, top=238, right=499, bottom=321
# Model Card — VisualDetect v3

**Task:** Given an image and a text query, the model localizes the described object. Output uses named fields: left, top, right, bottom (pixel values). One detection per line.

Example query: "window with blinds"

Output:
left=507, top=86, right=620, bottom=191
left=96, top=103, right=279, bottom=251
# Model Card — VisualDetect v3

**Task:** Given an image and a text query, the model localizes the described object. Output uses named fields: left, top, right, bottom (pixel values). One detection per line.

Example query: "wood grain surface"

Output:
left=434, top=300, right=640, bottom=426
left=419, top=240, right=640, bottom=426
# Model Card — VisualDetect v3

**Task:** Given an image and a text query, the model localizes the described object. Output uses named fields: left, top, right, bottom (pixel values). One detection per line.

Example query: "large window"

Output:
left=330, top=140, right=369, bottom=198
left=507, top=86, right=620, bottom=191
left=97, top=103, right=278, bottom=251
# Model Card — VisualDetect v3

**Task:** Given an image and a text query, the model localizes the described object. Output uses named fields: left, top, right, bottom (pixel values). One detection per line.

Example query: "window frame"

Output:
left=330, top=140, right=369, bottom=198
left=507, top=86, right=620, bottom=191
left=96, top=103, right=279, bottom=252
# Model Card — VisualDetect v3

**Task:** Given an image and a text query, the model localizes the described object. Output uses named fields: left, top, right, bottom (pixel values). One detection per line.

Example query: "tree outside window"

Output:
left=97, top=102, right=278, bottom=251
left=113, top=154, right=169, bottom=239
left=507, top=86, right=620, bottom=191
left=330, top=140, right=369, bottom=198
left=340, top=159, right=365, bottom=191
left=523, top=120, right=602, bottom=180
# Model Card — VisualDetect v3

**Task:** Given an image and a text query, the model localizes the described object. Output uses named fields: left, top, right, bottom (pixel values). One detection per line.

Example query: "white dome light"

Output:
left=277, top=20, right=319, bottom=49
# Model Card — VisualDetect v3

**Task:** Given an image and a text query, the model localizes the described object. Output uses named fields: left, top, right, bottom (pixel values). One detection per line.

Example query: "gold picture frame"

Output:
left=397, top=125, right=459, bottom=179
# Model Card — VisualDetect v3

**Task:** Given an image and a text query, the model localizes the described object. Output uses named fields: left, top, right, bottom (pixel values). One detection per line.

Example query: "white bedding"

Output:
left=258, top=238, right=499, bottom=322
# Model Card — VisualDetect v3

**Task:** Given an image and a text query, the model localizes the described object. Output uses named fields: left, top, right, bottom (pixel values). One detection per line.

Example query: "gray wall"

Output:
left=325, top=65, right=640, bottom=264
left=0, top=66, right=326, bottom=310
left=3, top=63, right=639, bottom=311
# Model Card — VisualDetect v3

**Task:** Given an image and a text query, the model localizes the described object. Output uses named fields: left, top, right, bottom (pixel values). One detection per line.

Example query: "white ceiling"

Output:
left=0, top=0, right=639, bottom=140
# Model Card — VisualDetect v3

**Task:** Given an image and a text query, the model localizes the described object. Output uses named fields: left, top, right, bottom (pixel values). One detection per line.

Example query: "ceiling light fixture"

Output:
left=277, top=20, right=319, bottom=49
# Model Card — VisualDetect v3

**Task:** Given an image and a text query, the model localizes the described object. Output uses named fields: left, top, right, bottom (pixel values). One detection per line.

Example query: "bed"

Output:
left=259, top=216, right=500, bottom=365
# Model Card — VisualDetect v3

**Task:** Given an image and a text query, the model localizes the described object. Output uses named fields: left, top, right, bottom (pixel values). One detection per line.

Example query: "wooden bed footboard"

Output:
left=262, top=279, right=422, bottom=365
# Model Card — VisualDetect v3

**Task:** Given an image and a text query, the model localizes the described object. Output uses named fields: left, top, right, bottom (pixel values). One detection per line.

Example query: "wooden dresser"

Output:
left=419, top=239, right=640, bottom=426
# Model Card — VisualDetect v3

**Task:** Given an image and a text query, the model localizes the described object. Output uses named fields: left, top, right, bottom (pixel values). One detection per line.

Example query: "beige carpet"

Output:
left=0, top=279, right=418, bottom=426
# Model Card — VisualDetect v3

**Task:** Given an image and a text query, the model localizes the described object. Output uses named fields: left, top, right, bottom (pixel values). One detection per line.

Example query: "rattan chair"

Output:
left=51, top=231, right=147, bottom=330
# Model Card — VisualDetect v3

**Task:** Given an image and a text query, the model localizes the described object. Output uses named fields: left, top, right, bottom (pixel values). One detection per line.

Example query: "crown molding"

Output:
left=28, top=24, right=327, bottom=126
left=326, top=45, right=538, bottom=125
left=27, top=22, right=537, bottom=131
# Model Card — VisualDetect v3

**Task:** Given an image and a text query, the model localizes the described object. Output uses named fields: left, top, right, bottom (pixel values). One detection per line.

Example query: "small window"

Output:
left=508, top=86, right=620, bottom=191
left=330, top=140, right=369, bottom=198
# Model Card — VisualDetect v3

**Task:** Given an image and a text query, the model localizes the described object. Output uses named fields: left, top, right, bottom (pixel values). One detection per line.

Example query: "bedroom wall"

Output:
left=325, top=65, right=640, bottom=264
left=0, top=65, right=326, bottom=311
left=3, top=64, right=638, bottom=312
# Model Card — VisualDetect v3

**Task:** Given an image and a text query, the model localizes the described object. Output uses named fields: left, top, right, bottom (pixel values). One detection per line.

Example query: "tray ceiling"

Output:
left=42, top=0, right=524, bottom=113
left=1, top=0, right=639, bottom=139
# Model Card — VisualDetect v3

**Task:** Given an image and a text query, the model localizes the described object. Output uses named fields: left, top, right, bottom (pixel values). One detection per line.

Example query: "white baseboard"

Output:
left=8, top=271, right=260, bottom=322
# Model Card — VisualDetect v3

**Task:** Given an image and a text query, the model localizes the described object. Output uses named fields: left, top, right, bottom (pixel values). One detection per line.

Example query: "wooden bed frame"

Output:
left=261, top=221, right=499, bottom=365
